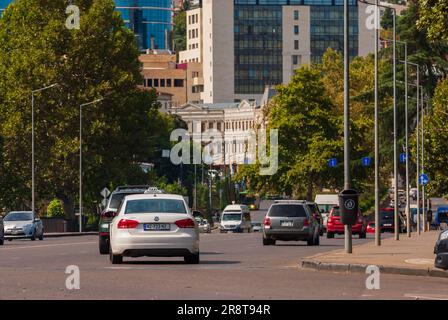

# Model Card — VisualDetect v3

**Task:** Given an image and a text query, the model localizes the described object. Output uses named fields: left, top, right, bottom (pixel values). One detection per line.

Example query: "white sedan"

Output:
left=109, top=193, right=200, bottom=264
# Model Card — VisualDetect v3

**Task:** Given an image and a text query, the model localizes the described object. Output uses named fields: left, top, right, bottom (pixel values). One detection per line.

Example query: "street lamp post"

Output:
left=79, top=98, right=103, bottom=233
left=343, top=0, right=352, bottom=254
left=374, top=0, right=381, bottom=247
left=392, top=11, right=399, bottom=241
left=31, top=84, right=58, bottom=216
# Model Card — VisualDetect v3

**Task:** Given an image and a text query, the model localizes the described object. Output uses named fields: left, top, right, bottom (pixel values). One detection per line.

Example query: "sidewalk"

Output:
left=301, top=231, right=448, bottom=278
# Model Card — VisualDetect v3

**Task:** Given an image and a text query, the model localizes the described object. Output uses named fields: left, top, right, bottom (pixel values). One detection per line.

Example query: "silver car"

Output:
left=3, top=211, right=44, bottom=241
left=262, top=200, right=320, bottom=246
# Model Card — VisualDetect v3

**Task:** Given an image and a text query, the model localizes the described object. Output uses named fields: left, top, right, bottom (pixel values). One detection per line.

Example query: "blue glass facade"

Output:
left=0, top=0, right=173, bottom=50
left=115, top=0, right=173, bottom=50
left=234, top=0, right=359, bottom=94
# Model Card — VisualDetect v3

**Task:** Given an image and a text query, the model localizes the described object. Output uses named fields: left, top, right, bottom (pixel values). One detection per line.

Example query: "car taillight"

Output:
left=117, top=219, right=139, bottom=229
left=175, top=218, right=195, bottom=228
left=303, top=218, right=310, bottom=227
left=264, top=217, right=271, bottom=228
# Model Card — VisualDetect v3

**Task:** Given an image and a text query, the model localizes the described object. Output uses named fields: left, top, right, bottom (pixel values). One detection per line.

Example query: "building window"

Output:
left=294, top=25, right=299, bottom=35
left=154, top=79, right=159, bottom=87
left=294, top=10, right=299, bottom=21
left=292, top=55, right=300, bottom=65
left=160, top=79, right=165, bottom=87
left=294, top=40, right=299, bottom=50
left=174, top=79, right=184, bottom=87
left=167, top=79, right=172, bottom=87
left=148, top=79, right=153, bottom=87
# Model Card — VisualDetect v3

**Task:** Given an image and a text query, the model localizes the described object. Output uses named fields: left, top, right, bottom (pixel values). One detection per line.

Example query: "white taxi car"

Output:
left=109, top=192, right=200, bottom=264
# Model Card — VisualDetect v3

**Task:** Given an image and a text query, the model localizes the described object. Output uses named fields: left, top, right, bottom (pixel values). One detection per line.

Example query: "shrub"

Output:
left=46, top=199, right=64, bottom=218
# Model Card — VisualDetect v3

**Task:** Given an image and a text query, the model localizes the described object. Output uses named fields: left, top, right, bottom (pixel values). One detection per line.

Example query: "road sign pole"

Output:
left=421, top=88, right=426, bottom=232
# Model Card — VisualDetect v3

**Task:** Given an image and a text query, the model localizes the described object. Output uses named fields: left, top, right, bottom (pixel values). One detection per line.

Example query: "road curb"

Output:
left=300, top=258, right=448, bottom=279
left=44, top=232, right=98, bottom=238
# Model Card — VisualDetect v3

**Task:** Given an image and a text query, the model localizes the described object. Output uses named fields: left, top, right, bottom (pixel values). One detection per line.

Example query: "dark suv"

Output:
left=98, top=185, right=149, bottom=254
left=262, top=200, right=320, bottom=246
left=306, top=201, right=324, bottom=236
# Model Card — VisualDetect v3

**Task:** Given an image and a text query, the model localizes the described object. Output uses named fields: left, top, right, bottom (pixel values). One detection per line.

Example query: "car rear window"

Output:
left=124, top=199, right=187, bottom=214
left=268, top=205, right=307, bottom=218
left=331, top=207, right=340, bottom=217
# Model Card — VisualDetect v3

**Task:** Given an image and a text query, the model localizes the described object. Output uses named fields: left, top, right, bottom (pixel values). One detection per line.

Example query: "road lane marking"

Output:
left=0, top=241, right=96, bottom=251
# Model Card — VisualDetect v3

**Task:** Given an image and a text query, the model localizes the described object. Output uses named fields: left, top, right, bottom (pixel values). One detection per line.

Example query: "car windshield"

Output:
left=318, top=204, right=334, bottom=213
left=222, top=213, right=241, bottom=221
left=124, top=199, right=187, bottom=214
left=4, top=212, right=33, bottom=221
left=381, top=211, right=393, bottom=218
left=269, top=205, right=307, bottom=217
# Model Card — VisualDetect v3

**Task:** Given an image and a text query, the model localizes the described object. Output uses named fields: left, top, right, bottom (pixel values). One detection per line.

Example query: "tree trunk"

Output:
left=307, top=182, right=313, bottom=201
left=60, top=194, right=75, bottom=220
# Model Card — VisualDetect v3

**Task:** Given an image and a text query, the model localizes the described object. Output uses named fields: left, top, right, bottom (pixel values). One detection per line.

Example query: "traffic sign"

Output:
left=362, top=157, right=372, bottom=167
left=100, top=187, right=110, bottom=198
left=419, top=174, right=429, bottom=186
left=400, top=153, right=407, bottom=163
left=328, top=158, right=337, bottom=168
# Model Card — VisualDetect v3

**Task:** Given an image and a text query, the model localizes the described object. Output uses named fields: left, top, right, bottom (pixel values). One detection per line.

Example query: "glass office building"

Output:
left=115, top=0, right=173, bottom=50
left=0, top=0, right=173, bottom=50
left=234, top=0, right=359, bottom=95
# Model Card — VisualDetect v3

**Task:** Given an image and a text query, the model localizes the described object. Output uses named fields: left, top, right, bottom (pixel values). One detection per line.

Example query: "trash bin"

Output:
left=338, top=189, right=359, bottom=225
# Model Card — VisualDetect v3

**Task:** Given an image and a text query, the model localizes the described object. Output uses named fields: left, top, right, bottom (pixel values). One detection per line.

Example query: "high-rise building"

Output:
left=0, top=0, right=173, bottom=50
left=179, top=0, right=376, bottom=104
left=115, top=0, right=173, bottom=50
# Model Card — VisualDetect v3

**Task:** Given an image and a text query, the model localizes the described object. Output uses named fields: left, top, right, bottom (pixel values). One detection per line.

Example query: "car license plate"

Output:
left=281, top=220, right=294, bottom=227
left=144, top=223, right=170, bottom=231
left=384, top=223, right=392, bottom=227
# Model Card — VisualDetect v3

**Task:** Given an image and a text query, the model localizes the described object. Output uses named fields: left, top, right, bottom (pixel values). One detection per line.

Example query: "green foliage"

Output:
left=418, top=0, right=448, bottom=42
left=173, top=11, right=187, bottom=52
left=46, top=199, right=64, bottom=218
left=0, top=0, right=167, bottom=217
left=417, top=79, right=448, bottom=197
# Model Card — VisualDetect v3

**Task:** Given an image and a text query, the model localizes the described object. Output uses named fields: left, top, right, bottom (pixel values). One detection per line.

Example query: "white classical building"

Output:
left=171, top=87, right=275, bottom=165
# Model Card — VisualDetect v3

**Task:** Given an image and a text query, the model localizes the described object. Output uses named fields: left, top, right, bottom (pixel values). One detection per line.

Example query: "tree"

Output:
left=0, top=0, right=165, bottom=219
left=418, top=79, right=448, bottom=197
left=418, top=0, right=448, bottom=42
left=173, top=10, right=187, bottom=53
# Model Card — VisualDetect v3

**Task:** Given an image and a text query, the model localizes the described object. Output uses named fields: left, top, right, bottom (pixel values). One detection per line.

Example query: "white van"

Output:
left=314, top=194, right=339, bottom=230
left=220, top=204, right=252, bottom=233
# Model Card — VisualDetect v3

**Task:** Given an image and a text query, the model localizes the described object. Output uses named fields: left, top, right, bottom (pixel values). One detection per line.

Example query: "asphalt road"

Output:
left=1, top=231, right=448, bottom=300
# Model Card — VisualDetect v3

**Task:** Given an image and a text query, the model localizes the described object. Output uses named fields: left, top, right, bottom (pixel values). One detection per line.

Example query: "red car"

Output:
left=327, top=206, right=366, bottom=239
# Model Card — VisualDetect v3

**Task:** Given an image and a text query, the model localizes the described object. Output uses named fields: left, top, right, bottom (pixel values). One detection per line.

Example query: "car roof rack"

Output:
left=274, top=200, right=306, bottom=204
left=115, top=185, right=151, bottom=191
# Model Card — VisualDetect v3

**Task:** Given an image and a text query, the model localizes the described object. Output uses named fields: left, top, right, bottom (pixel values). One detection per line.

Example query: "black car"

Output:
left=434, top=229, right=448, bottom=270
left=0, top=215, right=4, bottom=245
